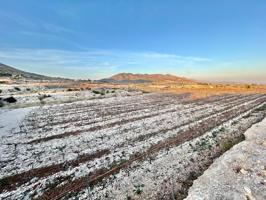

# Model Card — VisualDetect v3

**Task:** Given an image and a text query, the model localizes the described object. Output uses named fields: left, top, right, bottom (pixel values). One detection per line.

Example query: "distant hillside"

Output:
left=0, top=63, right=71, bottom=81
left=100, top=73, right=196, bottom=84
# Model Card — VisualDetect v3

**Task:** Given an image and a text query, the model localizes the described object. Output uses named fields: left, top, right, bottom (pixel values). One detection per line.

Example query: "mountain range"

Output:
left=0, top=63, right=195, bottom=84
left=0, top=63, right=70, bottom=81
left=108, top=73, right=195, bottom=84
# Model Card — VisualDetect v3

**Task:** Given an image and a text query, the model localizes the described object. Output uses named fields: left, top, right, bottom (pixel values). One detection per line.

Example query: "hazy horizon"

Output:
left=0, top=1, right=265, bottom=83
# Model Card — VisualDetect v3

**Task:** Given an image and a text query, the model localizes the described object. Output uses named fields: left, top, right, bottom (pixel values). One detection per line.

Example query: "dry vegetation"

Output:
left=132, top=82, right=266, bottom=99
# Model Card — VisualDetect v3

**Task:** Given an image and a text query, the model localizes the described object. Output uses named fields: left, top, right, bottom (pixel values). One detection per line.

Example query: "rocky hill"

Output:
left=100, top=73, right=196, bottom=84
left=0, top=63, right=71, bottom=81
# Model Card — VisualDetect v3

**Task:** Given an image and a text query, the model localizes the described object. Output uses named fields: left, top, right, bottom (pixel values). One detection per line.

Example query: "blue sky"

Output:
left=0, top=0, right=265, bottom=83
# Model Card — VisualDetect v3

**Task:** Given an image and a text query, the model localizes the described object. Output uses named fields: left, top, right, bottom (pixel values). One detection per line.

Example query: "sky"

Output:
left=0, top=0, right=265, bottom=83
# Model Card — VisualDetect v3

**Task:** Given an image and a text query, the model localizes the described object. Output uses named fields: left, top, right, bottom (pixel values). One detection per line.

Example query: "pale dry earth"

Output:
left=186, top=117, right=266, bottom=200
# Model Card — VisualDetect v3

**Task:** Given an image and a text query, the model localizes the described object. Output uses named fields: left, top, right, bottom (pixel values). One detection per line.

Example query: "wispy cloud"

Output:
left=1, top=48, right=264, bottom=83
left=42, top=23, right=75, bottom=34
left=0, top=10, right=36, bottom=29
left=0, top=10, right=80, bottom=49
left=141, top=52, right=211, bottom=62
left=0, top=48, right=211, bottom=79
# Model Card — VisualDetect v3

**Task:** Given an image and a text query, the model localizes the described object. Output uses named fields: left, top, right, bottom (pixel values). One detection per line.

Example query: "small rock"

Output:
left=262, top=141, right=266, bottom=148
left=240, top=169, right=248, bottom=175
left=244, top=187, right=256, bottom=200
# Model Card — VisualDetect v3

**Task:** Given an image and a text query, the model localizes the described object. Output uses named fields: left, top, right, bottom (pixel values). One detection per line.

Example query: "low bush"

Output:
left=38, top=94, right=52, bottom=101
left=67, top=88, right=80, bottom=91
left=92, top=90, right=105, bottom=95
left=133, top=184, right=144, bottom=195
left=92, top=90, right=100, bottom=94
left=0, top=100, right=4, bottom=107
left=255, top=104, right=266, bottom=111
left=220, top=140, right=234, bottom=153
left=14, top=87, right=21, bottom=91
left=220, top=135, right=244, bottom=153
left=3, top=96, right=17, bottom=103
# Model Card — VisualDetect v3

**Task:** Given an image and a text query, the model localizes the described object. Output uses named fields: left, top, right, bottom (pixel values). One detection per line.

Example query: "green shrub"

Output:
left=255, top=104, right=266, bottom=111
left=220, top=135, right=244, bottom=153
left=219, top=127, right=225, bottom=132
left=220, top=140, right=234, bottom=153
left=133, top=184, right=144, bottom=195
left=92, top=90, right=105, bottom=95
left=92, top=90, right=101, bottom=94
left=14, top=87, right=21, bottom=91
